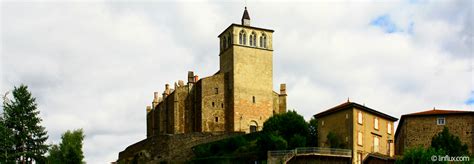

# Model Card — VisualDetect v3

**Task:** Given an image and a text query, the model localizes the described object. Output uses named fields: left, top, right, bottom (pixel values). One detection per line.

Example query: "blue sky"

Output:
left=1, top=0, right=472, bottom=163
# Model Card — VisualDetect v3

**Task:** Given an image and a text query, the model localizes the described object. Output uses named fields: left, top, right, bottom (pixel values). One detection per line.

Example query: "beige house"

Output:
left=315, top=101, right=398, bottom=164
left=395, top=109, right=474, bottom=155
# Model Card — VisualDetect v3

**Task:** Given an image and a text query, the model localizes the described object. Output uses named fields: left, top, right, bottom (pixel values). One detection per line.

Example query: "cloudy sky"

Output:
left=1, top=0, right=472, bottom=163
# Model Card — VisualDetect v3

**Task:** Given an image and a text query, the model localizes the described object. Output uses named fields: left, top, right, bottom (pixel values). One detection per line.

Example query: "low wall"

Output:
left=117, top=132, right=244, bottom=163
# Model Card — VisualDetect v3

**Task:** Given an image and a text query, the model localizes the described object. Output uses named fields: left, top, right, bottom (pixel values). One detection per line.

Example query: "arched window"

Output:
left=227, top=33, right=232, bottom=47
left=239, top=30, right=246, bottom=45
left=260, top=33, right=267, bottom=48
left=223, top=36, right=227, bottom=48
left=250, top=32, right=256, bottom=47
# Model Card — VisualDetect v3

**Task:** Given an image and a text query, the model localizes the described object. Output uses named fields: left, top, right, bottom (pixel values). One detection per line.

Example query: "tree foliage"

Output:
left=396, top=146, right=446, bottom=164
left=431, top=127, right=469, bottom=156
left=326, top=131, right=346, bottom=149
left=0, top=115, right=15, bottom=163
left=2, top=85, right=49, bottom=163
left=47, top=129, right=85, bottom=164
left=307, top=116, right=318, bottom=147
left=263, top=110, right=309, bottom=142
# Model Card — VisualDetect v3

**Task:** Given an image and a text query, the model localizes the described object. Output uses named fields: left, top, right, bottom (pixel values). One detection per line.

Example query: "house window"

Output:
left=358, top=111, right=363, bottom=124
left=358, top=132, right=363, bottom=146
left=215, top=88, right=218, bottom=94
left=373, top=136, right=379, bottom=152
left=387, top=123, right=392, bottom=134
left=346, top=113, right=348, bottom=119
left=321, top=120, right=324, bottom=126
left=221, top=103, right=224, bottom=108
left=437, top=117, right=445, bottom=125
left=252, top=96, right=256, bottom=104
left=374, top=117, right=379, bottom=130
left=215, top=117, right=218, bottom=122
left=357, top=153, right=362, bottom=164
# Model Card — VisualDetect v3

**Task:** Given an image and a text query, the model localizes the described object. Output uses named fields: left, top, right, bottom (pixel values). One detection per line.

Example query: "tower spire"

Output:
left=241, top=7, right=251, bottom=26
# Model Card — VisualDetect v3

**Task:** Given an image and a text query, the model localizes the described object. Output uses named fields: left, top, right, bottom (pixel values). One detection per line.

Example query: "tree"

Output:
left=262, top=110, right=309, bottom=142
left=3, top=85, right=49, bottom=163
left=307, top=116, right=318, bottom=147
left=431, top=127, right=469, bottom=156
left=47, top=129, right=85, bottom=164
left=0, top=115, right=15, bottom=163
left=326, top=131, right=346, bottom=149
left=395, top=146, right=446, bottom=164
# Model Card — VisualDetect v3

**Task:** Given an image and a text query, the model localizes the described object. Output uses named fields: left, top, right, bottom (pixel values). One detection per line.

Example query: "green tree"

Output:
left=288, top=134, right=306, bottom=149
left=3, top=85, right=49, bottom=163
left=47, top=129, right=85, bottom=164
left=262, top=110, right=309, bottom=142
left=395, top=146, right=446, bottom=164
left=307, top=116, right=318, bottom=147
left=326, top=131, right=346, bottom=149
left=431, top=127, right=469, bottom=156
left=0, top=114, right=15, bottom=163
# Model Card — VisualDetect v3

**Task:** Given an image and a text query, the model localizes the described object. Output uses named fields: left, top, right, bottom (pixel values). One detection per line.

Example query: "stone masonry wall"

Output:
left=117, top=132, right=244, bottom=163
left=398, top=114, right=474, bottom=155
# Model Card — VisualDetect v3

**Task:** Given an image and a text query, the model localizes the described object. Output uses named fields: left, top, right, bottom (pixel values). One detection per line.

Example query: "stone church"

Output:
left=145, top=7, right=287, bottom=137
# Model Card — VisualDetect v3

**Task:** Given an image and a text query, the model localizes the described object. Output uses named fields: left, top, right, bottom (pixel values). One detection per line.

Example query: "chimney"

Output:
left=146, top=106, right=152, bottom=113
left=188, top=71, right=194, bottom=83
left=280, top=83, right=287, bottom=95
left=152, top=92, right=159, bottom=107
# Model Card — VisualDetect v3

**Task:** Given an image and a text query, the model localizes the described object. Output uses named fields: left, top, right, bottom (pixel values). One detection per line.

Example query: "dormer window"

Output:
left=250, top=32, right=257, bottom=47
left=239, top=30, right=246, bottom=45
left=260, top=33, right=267, bottom=48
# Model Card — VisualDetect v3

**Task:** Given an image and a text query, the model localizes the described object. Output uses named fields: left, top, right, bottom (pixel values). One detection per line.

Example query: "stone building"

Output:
left=314, top=101, right=398, bottom=164
left=118, top=7, right=287, bottom=163
left=146, top=7, right=287, bottom=136
left=395, top=109, right=474, bottom=155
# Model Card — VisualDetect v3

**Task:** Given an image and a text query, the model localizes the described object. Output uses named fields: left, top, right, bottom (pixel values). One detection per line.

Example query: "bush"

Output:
left=396, top=147, right=446, bottom=164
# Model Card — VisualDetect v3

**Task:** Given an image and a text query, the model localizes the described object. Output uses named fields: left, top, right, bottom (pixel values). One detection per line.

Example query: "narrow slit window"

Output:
left=252, top=96, right=256, bottom=104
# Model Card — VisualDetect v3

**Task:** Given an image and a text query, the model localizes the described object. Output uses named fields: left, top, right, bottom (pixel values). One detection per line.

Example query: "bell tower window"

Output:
left=260, top=33, right=267, bottom=48
left=239, top=30, right=246, bottom=45
left=227, top=33, right=232, bottom=47
left=250, top=32, right=256, bottom=47
left=223, top=36, right=227, bottom=48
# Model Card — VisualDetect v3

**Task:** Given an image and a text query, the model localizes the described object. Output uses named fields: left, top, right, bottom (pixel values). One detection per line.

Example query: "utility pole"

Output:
left=3, top=91, right=9, bottom=164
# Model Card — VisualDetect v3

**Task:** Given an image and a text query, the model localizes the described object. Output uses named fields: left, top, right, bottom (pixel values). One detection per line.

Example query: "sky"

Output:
left=1, top=0, right=472, bottom=163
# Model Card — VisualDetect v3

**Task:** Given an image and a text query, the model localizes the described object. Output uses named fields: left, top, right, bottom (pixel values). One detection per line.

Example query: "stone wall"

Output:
left=117, top=132, right=244, bottom=163
left=395, top=114, right=474, bottom=155
left=199, top=73, right=226, bottom=132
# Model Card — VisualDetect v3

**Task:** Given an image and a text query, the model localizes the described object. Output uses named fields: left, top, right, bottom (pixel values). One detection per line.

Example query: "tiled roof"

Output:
left=314, top=101, right=398, bottom=121
left=404, top=109, right=474, bottom=116
left=394, top=109, right=473, bottom=140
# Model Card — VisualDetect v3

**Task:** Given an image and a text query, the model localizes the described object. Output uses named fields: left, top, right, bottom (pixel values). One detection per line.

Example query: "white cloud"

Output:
left=1, top=1, right=472, bottom=163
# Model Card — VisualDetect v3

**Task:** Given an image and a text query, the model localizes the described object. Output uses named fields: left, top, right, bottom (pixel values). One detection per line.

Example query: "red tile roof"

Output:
left=314, top=101, right=398, bottom=121
left=394, top=109, right=474, bottom=140
left=404, top=109, right=474, bottom=116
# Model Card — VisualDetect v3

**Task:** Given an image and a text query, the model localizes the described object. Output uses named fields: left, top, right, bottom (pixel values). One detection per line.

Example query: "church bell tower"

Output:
left=217, top=7, right=275, bottom=133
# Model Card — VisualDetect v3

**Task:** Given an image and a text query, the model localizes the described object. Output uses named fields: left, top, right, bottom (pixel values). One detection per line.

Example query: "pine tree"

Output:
left=0, top=114, right=15, bottom=163
left=3, top=85, right=49, bottom=163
